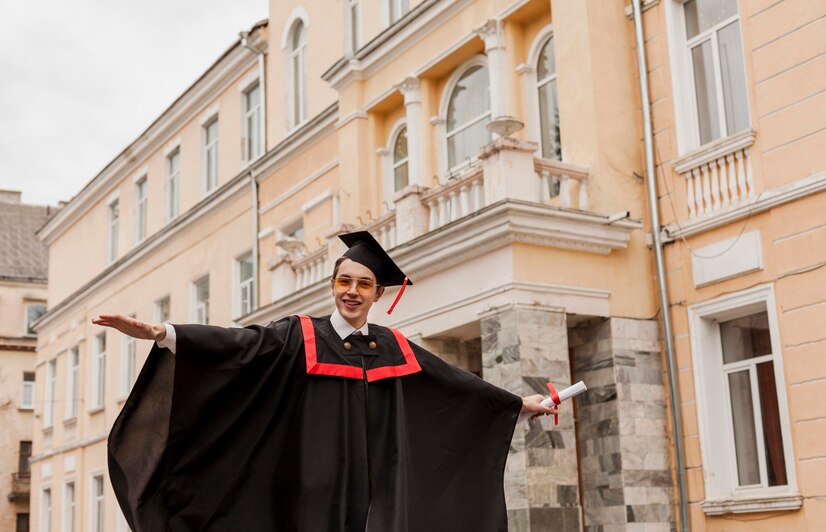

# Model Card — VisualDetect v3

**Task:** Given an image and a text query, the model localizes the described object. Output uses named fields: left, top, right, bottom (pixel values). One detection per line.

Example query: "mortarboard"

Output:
left=338, top=231, right=411, bottom=314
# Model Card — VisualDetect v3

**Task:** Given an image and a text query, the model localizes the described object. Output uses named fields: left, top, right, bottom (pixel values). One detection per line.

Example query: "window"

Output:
left=393, top=126, right=409, bottom=192
left=446, top=64, right=491, bottom=172
left=683, top=0, right=749, bottom=146
left=120, top=321, right=136, bottom=397
left=65, top=347, right=79, bottom=419
left=203, top=119, right=219, bottom=194
left=107, top=200, right=119, bottom=263
left=18, top=441, right=31, bottom=477
left=536, top=36, right=561, bottom=160
left=165, top=149, right=180, bottom=222
left=40, top=488, right=51, bottom=532
left=236, top=253, right=255, bottom=317
left=243, top=84, right=263, bottom=161
left=347, top=0, right=361, bottom=53
left=289, top=22, right=308, bottom=127
left=26, top=304, right=46, bottom=336
left=44, top=359, right=56, bottom=428
left=16, top=513, right=29, bottom=532
left=63, top=481, right=75, bottom=532
left=91, top=333, right=106, bottom=409
left=21, top=372, right=35, bottom=409
left=134, top=177, right=147, bottom=243
left=193, top=277, right=210, bottom=325
left=91, top=475, right=104, bottom=532
left=154, top=296, right=171, bottom=323
left=388, top=0, right=409, bottom=24
left=688, top=285, right=797, bottom=512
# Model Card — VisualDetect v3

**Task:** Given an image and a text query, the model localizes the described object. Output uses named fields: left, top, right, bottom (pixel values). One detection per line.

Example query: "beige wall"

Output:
left=643, top=0, right=826, bottom=529
left=0, top=279, right=44, bottom=531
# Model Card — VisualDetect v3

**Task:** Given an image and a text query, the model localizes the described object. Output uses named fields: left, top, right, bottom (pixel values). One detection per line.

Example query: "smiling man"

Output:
left=97, top=231, right=554, bottom=532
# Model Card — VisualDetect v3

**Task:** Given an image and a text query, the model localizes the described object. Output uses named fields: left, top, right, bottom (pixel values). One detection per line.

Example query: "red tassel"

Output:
left=387, top=277, right=408, bottom=315
left=546, top=382, right=560, bottom=426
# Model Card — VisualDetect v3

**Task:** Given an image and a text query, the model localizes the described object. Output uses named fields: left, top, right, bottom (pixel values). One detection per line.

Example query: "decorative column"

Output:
left=480, top=303, right=582, bottom=532
left=473, top=19, right=507, bottom=120
left=396, top=76, right=424, bottom=187
left=570, top=317, right=675, bottom=531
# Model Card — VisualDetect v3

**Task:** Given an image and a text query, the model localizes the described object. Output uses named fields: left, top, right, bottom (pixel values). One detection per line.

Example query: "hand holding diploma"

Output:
left=518, top=380, right=588, bottom=424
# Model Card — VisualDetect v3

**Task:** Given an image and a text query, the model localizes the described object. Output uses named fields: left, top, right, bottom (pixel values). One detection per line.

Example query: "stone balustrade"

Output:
left=292, top=247, right=328, bottom=290
left=534, top=157, right=590, bottom=211
left=364, top=211, right=397, bottom=249
left=421, top=166, right=485, bottom=231
left=674, top=129, right=756, bottom=218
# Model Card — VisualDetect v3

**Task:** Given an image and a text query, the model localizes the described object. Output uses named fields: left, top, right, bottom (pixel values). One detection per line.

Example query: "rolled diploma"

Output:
left=540, top=380, right=587, bottom=407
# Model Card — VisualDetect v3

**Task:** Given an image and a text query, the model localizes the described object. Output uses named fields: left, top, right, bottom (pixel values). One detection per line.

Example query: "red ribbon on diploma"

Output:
left=546, top=381, right=561, bottom=426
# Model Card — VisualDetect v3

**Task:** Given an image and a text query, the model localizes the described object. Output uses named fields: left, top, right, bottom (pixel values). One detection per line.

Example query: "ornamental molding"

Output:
left=38, top=23, right=267, bottom=245
left=663, top=170, right=826, bottom=241
left=701, top=494, right=802, bottom=515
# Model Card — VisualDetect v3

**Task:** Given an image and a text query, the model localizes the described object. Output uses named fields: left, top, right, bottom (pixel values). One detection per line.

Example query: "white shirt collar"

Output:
left=330, top=309, right=369, bottom=339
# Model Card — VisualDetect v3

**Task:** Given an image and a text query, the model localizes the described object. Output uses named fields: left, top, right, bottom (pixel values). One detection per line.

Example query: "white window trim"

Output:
left=687, top=283, right=800, bottom=514
left=89, top=472, right=105, bottom=532
left=65, top=346, right=79, bottom=420
left=44, top=359, right=56, bottom=428
left=63, top=479, right=76, bottom=532
left=90, top=333, right=106, bottom=410
left=345, top=0, right=362, bottom=55
left=434, top=54, right=490, bottom=182
left=119, top=318, right=136, bottom=399
left=165, top=149, right=181, bottom=223
left=191, top=275, right=210, bottom=325
left=154, top=295, right=171, bottom=324
left=21, top=371, right=35, bottom=410
left=232, top=251, right=256, bottom=321
left=40, top=486, right=52, bottom=532
left=201, top=116, right=219, bottom=197
left=106, top=197, right=119, bottom=265
left=25, top=302, right=47, bottom=337
left=280, top=6, right=310, bottom=50
left=379, top=118, right=408, bottom=211
left=134, top=175, right=148, bottom=245
left=664, top=0, right=752, bottom=156
left=382, top=0, right=410, bottom=27
left=286, top=20, right=308, bottom=131
left=241, top=82, right=264, bottom=164
left=518, top=24, right=564, bottom=161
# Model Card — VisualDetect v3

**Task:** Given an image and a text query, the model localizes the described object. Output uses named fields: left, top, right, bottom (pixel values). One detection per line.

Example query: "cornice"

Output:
left=663, top=171, right=826, bottom=241
left=33, top=173, right=251, bottom=333
left=240, top=199, right=639, bottom=326
left=38, top=23, right=267, bottom=246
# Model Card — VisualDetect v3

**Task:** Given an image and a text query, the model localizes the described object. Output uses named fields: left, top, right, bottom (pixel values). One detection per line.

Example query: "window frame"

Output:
left=107, top=198, right=119, bottom=264
left=436, top=55, right=491, bottom=180
left=191, top=275, right=210, bottom=325
left=202, top=116, right=219, bottom=196
left=379, top=118, right=408, bottom=211
left=665, top=0, right=751, bottom=154
left=65, top=347, right=79, bottom=420
left=40, top=486, right=51, bottom=532
left=288, top=21, right=308, bottom=129
left=165, top=148, right=180, bottom=223
left=345, top=0, right=361, bottom=55
left=89, top=473, right=105, bottom=532
left=687, top=284, right=799, bottom=512
left=119, top=317, right=136, bottom=399
left=233, top=252, right=256, bottom=320
left=63, top=480, right=75, bottom=532
left=44, top=359, right=56, bottom=429
left=134, top=175, right=148, bottom=244
left=154, top=295, right=171, bottom=324
left=25, top=303, right=47, bottom=337
left=242, top=83, right=263, bottom=163
left=90, top=333, right=106, bottom=410
left=21, top=372, right=35, bottom=410
left=385, top=0, right=410, bottom=26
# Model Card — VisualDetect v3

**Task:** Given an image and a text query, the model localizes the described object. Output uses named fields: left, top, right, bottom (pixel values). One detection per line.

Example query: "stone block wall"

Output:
left=481, top=304, right=582, bottom=532
left=570, top=317, right=675, bottom=532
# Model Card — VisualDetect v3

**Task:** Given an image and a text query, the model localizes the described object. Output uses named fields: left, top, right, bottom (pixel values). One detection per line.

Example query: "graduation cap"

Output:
left=338, top=231, right=411, bottom=314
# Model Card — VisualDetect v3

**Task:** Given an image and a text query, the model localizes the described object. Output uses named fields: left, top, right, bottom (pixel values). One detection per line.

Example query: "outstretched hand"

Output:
left=92, top=314, right=166, bottom=342
left=520, top=394, right=557, bottom=420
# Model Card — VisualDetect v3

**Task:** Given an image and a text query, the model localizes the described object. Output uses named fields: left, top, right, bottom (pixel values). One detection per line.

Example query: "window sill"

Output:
left=702, top=493, right=802, bottom=515
left=63, top=416, right=77, bottom=426
left=88, top=406, right=104, bottom=415
left=674, top=128, right=756, bottom=176
left=18, top=405, right=34, bottom=412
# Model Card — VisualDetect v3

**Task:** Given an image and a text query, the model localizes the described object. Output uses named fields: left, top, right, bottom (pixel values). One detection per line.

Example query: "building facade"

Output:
left=0, top=190, right=50, bottom=532
left=28, top=0, right=825, bottom=531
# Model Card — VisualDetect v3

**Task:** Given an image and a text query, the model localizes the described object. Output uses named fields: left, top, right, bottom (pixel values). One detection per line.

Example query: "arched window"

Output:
left=446, top=65, right=491, bottom=172
left=289, top=21, right=307, bottom=127
left=537, top=36, right=561, bottom=160
left=392, top=126, right=409, bottom=192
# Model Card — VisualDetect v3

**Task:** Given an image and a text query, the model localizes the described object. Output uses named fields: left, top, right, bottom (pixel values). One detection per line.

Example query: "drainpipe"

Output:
left=240, top=29, right=265, bottom=312
left=631, top=1, right=689, bottom=530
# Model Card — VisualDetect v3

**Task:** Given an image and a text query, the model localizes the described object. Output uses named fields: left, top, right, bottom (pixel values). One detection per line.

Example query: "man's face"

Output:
left=331, top=258, right=384, bottom=327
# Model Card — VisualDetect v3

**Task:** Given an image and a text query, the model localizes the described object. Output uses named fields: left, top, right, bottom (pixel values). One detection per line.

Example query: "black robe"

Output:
left=108, top=315, right=521, bottom=532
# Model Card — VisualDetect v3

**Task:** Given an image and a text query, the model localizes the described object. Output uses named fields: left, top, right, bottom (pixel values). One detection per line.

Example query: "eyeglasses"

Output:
left=332, top=276, right=377, bottom=296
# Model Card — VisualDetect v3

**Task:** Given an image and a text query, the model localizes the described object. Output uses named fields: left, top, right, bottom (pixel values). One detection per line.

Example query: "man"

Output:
left=96, top=231, right=554, bottom=531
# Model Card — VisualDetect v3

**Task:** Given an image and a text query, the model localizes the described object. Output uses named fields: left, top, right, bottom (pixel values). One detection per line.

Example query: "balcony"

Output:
left=258, top=137, right=640, bottom=322
left=7, top=472, right=30, bottom=503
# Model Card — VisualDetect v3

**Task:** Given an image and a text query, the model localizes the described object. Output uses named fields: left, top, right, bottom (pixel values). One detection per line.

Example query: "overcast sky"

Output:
left=0, top=0, right=268, bottom=207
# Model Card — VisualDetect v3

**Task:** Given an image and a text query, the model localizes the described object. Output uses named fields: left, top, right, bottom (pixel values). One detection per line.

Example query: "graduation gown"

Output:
left=108, top=315, right=521, bottom=532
